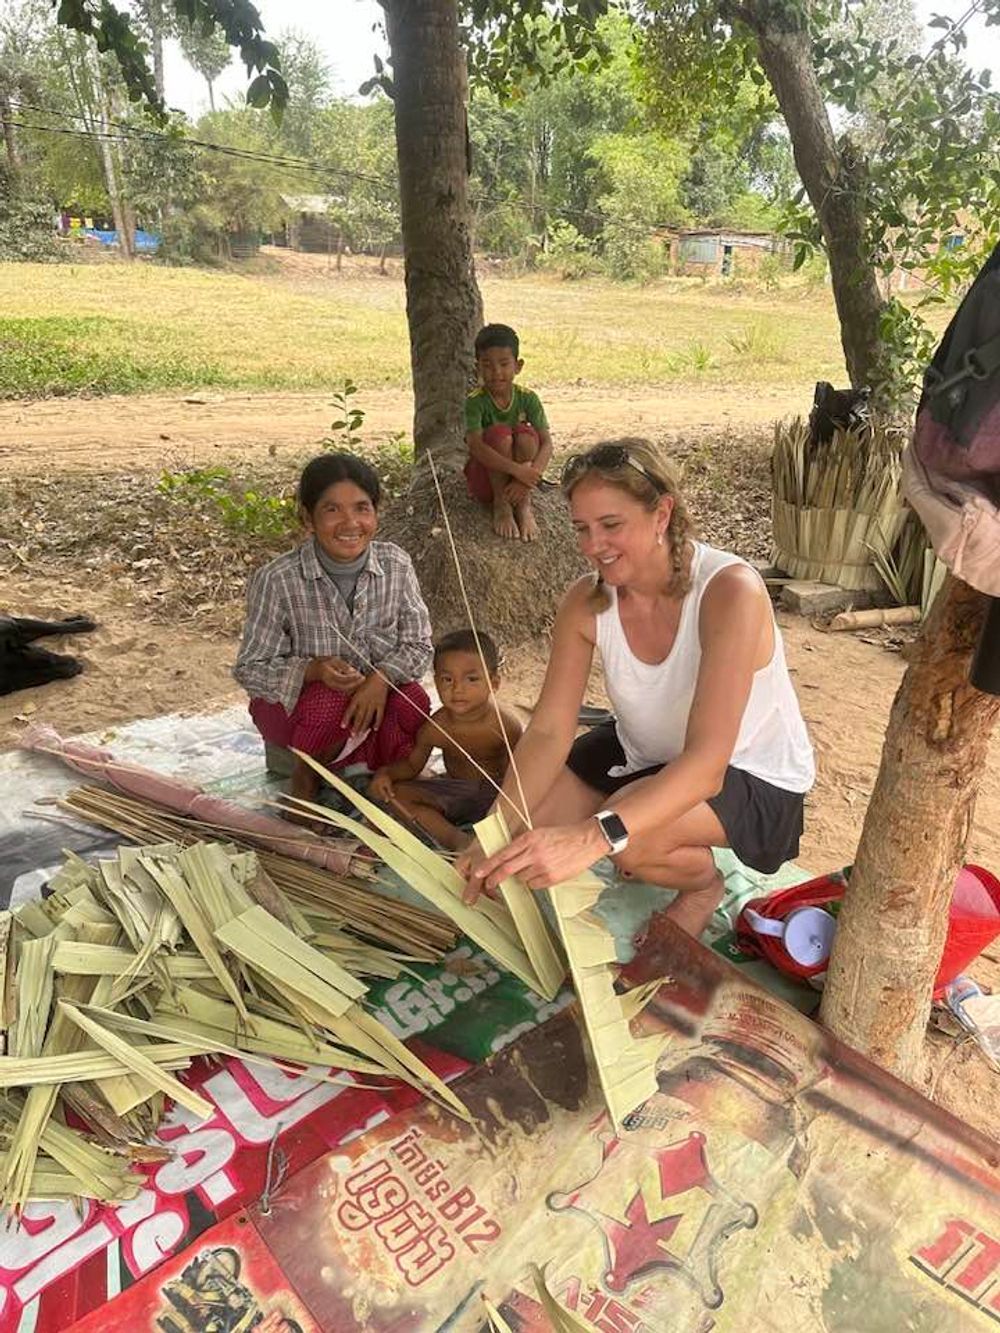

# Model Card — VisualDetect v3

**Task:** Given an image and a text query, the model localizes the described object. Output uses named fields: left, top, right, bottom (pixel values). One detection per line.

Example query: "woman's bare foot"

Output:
left=493, top=499, right=519, bottom=540
left=662, top=871, right=725, bottom=939
left=280, top=757, right=331, bottom=833
left=514, top=497, right=539, bottom=542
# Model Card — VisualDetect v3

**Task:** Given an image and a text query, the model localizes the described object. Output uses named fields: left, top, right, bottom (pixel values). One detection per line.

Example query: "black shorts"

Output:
left=566, top=721, right=804, bottom=875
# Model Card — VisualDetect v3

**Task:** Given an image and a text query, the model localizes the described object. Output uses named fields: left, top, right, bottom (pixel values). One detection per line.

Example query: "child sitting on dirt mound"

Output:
left=464, top=323, right=553, bottom=542
left=368, top=628, right=522, bottom=849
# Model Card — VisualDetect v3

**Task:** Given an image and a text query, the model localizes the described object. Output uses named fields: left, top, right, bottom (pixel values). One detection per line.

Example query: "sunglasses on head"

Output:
left=561, top=444, right=665, bottom=492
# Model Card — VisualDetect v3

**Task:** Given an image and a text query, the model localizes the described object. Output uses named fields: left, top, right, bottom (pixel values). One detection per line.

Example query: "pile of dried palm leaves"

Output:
left=0, top=837, right=466, bottom=1213
left=57, top=783, right=455, bottom=960
left=11, top=747, right=671, bottom=1215
left=771, top=417, right=911, bottom=592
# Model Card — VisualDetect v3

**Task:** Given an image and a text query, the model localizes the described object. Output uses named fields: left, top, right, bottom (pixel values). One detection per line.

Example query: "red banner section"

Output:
left=254, top=929, right=1000, bottom=1330
left=66, top=1213, right=321, bottom=1333
left=0, top=1044, right=466, bottom=1333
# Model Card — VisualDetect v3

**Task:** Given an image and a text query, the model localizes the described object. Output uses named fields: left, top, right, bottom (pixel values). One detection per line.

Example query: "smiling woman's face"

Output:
left=568, top=473, right=673, bottom=586
left=304, top=479, right=378, bottom=563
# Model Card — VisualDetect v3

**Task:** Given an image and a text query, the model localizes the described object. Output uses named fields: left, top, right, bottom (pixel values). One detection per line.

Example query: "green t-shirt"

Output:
left=464, top=384, right=548, bottom=434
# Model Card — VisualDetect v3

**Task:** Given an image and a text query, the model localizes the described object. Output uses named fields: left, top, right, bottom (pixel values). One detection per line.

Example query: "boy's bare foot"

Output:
left=514, top=498, right=539, bottom=542
left=492, top=500, right=519, bottom=540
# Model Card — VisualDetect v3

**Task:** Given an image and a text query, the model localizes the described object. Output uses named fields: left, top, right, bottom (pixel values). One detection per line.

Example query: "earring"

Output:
left=656, top=530, right=665, bottom=546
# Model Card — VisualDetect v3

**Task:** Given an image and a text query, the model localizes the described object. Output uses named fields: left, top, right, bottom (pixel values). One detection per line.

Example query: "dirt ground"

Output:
left=2, top=390, right=999, bottom=1139
left=0, top=382, right=805, bottom=473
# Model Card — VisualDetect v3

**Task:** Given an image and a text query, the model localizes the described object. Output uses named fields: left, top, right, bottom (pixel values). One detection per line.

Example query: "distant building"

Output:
left=278, top=194, right=345, bottom=253
left=669, top=229, right=778, bottom=278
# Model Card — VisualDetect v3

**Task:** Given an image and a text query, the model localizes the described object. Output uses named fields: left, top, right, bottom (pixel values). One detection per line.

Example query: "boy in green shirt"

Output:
left=464, top=323, right=552, bottom=541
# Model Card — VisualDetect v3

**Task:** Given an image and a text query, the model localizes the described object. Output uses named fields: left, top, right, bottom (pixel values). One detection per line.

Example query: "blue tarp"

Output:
left=80, top=227, right=161, bottom=252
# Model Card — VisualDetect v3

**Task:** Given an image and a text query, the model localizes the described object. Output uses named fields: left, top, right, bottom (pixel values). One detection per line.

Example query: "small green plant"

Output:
left=158, top=466, right=296, bottom=538
left=726, top=322, right=787, bottom=362
left=682, top=340, right=717, bottom=373
left=157, top=465, right=231, bottom=498
left=325, top=378, right=366, bottom=450
left=369, top=432, right=415, bottom=500
left=214, top=490, right=296, bottom=538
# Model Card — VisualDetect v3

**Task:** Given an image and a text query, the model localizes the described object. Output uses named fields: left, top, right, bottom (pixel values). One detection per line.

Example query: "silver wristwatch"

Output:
left=595, top=809, right=629, bottom=855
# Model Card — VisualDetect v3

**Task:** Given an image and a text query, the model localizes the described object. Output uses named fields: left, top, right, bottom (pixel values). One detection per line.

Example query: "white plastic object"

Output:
left=744, top=905, right=837, bottom=966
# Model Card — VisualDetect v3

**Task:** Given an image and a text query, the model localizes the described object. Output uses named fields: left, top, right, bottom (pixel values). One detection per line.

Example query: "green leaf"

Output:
left=246, top=74, right=271, bottom=108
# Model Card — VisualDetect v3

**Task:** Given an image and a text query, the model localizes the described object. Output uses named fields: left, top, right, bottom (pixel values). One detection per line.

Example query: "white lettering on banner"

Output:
left=15, top=1298, right=37, bottom=1333
left=0, top=1203, right=90, bottom=1283
left=240, top=1063, right=329, bottom=1102
left=201, top=1067, right=344, bottom=1144
left=150, top=1128, right=239, bottom=1208
left=14, top=1222, right=114, bottom=1306
left=491, top=992, right=573, bottom=1054
left=375, top=947, right=503, bottom=1039
left=0, top=1056, right=362, bottom=1322
left=124, top=1206, right=188, bottom=1277
left=111, top=1191, right=187, bottom=1277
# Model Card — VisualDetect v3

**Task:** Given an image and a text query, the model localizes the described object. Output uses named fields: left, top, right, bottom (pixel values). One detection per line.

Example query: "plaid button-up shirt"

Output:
left=233, top=538, right=433, bottom=713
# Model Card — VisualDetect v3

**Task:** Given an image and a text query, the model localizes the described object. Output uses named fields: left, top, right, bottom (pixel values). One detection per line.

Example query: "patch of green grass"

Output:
left=0, top=316, right=229, bottom=395
left=0, top=257, right=947, bottom=401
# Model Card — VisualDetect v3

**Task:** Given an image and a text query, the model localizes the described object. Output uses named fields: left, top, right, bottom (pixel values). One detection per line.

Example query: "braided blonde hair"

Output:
left=561, top=438, right=696, bottom=611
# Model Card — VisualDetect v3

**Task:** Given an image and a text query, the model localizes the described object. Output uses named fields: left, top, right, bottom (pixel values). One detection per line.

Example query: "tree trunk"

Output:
left=104, top=86, right=135, bottom=259
left=380, top=0, right=483, bottom=466
left=149, top=0, right=166, bottom=102
left=820, top=576, right=1000, bottom=1079
left=207, top=79, right=216, bottom=113
left=96, top=129, right=132, bottom=260
left=742, top=8, right=887, bottom=394
left=0, top=93, right=19, bottom=172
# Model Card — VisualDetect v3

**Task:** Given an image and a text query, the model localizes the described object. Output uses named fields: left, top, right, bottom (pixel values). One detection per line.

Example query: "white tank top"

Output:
left=595, top=542, right=815, bottom=794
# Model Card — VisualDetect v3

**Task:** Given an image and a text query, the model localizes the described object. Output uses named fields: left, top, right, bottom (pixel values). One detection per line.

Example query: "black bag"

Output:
left=915, top=240, right=1000, bottom=498
left=913, top=241, right=1000, bottom=694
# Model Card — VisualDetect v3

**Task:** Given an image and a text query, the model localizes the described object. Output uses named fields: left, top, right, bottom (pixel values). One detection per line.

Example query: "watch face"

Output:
left=599, top=812, right=628, bottom=845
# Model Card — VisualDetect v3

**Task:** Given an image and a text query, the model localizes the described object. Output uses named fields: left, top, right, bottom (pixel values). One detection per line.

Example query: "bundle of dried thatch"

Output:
left=0, top=838, right=467, bottom=1212
left=771, top=417, right=910, bottom=591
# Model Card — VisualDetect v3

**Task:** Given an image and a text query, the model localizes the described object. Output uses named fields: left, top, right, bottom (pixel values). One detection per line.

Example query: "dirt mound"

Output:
left=380, top=482, right=587, bottom=646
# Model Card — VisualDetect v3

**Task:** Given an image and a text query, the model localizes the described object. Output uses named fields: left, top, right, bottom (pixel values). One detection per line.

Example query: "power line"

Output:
left=7, top=99, right=400, bottom=193
left=7, top=96, right=621, bottom=231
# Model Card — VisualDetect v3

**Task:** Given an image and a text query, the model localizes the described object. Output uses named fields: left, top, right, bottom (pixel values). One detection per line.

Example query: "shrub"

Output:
left=539, top=221, right=601, bottom=281
left=0, top=179, right=61, bottom=263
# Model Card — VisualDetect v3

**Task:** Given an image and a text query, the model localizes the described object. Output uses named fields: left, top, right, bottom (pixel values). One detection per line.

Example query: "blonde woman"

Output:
left=460, top=440, right=815, bottom=938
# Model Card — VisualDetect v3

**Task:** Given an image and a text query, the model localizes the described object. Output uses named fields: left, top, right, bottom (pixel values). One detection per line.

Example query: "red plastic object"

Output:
left=736, top=863, right=1000, bottom=996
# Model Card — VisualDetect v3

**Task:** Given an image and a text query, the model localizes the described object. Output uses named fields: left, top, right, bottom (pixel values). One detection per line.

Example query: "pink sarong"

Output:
left=249, top=680, right=429, bottom=772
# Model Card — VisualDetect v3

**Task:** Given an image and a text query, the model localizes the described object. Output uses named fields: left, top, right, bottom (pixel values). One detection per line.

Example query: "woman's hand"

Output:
left=462, top=820, right=606, bottom=905
left=306, top=656, right=365, bottom=693
left=343, top=674, right=389, bottom=734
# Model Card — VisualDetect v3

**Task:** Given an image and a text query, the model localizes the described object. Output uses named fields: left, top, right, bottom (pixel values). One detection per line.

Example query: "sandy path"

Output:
left=0, top=383, right=802, bottom=473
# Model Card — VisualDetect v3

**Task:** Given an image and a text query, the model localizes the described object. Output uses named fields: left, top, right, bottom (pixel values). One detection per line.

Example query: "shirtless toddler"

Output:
left=368, top=629, right=522, bottom=850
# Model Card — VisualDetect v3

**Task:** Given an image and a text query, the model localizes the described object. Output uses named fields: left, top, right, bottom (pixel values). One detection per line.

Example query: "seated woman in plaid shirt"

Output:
left=234, top=453, right=433, bottom=808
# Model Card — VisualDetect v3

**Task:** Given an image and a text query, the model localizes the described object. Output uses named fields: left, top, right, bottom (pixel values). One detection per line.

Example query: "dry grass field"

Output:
left=0, top=250, right=854, bottom=398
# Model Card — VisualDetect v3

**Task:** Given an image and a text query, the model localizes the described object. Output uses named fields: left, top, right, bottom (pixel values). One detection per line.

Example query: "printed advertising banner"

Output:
left=54, top=925, right=1000, bottom=1333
